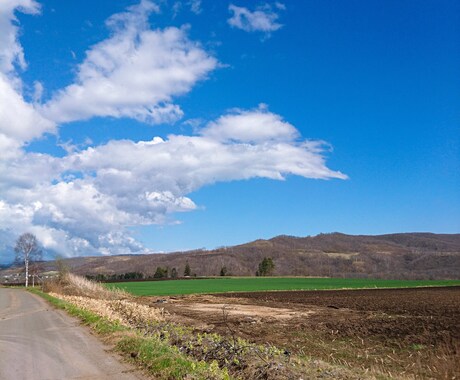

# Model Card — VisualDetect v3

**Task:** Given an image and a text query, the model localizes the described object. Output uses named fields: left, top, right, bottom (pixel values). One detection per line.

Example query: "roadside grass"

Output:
left=108, top=277, right=460, bottom=296
left=28, top=288, right=125, bottom=335
left=29, top=288, right=232, bottom=379
left=117, top=335, right=229, bottom=379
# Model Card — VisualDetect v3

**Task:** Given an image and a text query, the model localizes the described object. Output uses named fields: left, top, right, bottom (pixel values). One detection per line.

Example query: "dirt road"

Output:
left=0, top=288, right=146, bottom=380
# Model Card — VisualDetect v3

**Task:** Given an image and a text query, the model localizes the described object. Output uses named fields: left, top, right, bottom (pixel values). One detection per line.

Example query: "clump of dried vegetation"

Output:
left=45, top=272, right=165, bottom=329
left=44, top=272, right=129, bottom=300
left=49, top=293, right=165, bottom=327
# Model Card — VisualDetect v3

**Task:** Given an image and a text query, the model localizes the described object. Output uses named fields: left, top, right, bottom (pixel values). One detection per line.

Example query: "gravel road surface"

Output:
left=0, top=288, right=146, bottom=380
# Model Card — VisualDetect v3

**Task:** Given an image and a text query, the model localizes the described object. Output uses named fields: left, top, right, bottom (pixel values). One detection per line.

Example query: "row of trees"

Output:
left=86, top=262, right=194, bottom=281
left=86, top=272, right=144, bottom=282
left=154, top=262, right=191, bottom=279
left=153, top=258, right=275, bottom=278
left=9, top=232, right=277, bottom=285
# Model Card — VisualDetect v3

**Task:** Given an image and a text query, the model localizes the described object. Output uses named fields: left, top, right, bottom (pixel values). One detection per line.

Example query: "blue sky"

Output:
left=0, top=0, right=458, bottom=259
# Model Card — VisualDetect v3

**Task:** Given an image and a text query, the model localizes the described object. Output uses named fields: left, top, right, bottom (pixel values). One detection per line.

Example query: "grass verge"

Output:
left=29, top=288, right=125, bottom=334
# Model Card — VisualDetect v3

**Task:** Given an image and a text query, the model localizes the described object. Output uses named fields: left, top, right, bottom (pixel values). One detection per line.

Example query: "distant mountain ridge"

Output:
left=2, top=233, right=460, bottom=280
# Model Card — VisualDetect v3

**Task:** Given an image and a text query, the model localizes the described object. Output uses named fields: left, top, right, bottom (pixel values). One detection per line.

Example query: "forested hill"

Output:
left=3, top=233, right=460, bottom=280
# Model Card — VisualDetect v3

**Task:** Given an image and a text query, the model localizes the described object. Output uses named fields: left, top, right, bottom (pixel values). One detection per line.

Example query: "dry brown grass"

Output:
left=49, top=293, right=165, bottom=327
left=413, top=341, right=460, bottom=380
left=45, top=273, right=164, bottom=327
left=43, top=272, right=129, bottom=300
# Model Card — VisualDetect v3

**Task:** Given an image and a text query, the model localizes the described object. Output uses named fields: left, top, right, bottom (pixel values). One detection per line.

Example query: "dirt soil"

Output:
left=144, top=286, right=460, bottom=379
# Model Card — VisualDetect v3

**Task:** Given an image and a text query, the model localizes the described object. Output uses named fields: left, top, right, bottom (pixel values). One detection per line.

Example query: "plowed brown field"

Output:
left=147, top=286, right=460, bottom=379
left=220, top=287, right=460, bottom=346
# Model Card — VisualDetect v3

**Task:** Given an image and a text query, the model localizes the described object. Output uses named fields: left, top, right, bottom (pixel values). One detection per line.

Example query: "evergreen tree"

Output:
left=154, top=266, right=168, bottom=278
left=257, top=257, right=275, bottom=276
left=184, top=261, right=191, bottom=276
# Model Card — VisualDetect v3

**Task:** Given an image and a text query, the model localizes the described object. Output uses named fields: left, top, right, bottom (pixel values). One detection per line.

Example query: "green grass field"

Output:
left=109, top=277, right=460, bottom=296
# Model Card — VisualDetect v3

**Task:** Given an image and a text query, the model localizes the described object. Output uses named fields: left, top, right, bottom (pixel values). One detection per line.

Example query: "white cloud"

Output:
left=0, top=0, right=40, bottom=74
left=0, top=2, right=69, bottom=257
left=0, top=150, right=61, bottom=193
left=202, top=105, right=298, bottom=143
left=0, top=106, right=346, bottom=258
left=0, top=2, right=56, bottom=153
left=0, top=1, right=347, bottom=260
left=228, top=3, right=283, bottom=34
left=0, top=198, right=145, bottom=257
left=0, top=134, right=22, bottom=160
left=41, top=0, right=217, bottom=124
left=0, top=73, right=55, bottom=144
left=32, top=80, right=43, bottom=103
left=62, top=107, right=345, bottom=216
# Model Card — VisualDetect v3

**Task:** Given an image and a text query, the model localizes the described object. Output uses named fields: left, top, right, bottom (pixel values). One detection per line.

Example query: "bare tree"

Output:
left=15, top=233, right=42, bottom=287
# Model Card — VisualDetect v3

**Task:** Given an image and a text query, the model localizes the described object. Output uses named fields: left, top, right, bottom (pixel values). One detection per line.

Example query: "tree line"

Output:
left=7, top=232, right=277, bottom=284
left=86, top=257, right=276, bottom=281
left=85, top=260, right=197, bottom=281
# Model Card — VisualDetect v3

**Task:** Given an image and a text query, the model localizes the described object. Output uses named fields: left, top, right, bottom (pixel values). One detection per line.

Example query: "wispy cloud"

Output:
left=228, top=3, right=284, bottom=36
left=189, top=0, right=202, bottom=15
left=172, top=0, right=202, bottom=18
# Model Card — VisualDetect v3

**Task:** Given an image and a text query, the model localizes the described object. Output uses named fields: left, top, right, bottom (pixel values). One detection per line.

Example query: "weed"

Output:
left=409, top=343, right=426, bottom=351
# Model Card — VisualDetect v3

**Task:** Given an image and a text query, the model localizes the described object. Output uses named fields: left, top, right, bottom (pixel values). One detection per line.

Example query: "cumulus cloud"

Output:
left=0, top=198, right=145, bottom=257
left=201, top=105, right=298, bottom=143
left=41, top=0, right=217, bottom=124
left=0, top=1, right=346, bottom=260
left=0, top=105, right=346, bottom=258
left=228, top=3, right=284, bottom=34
